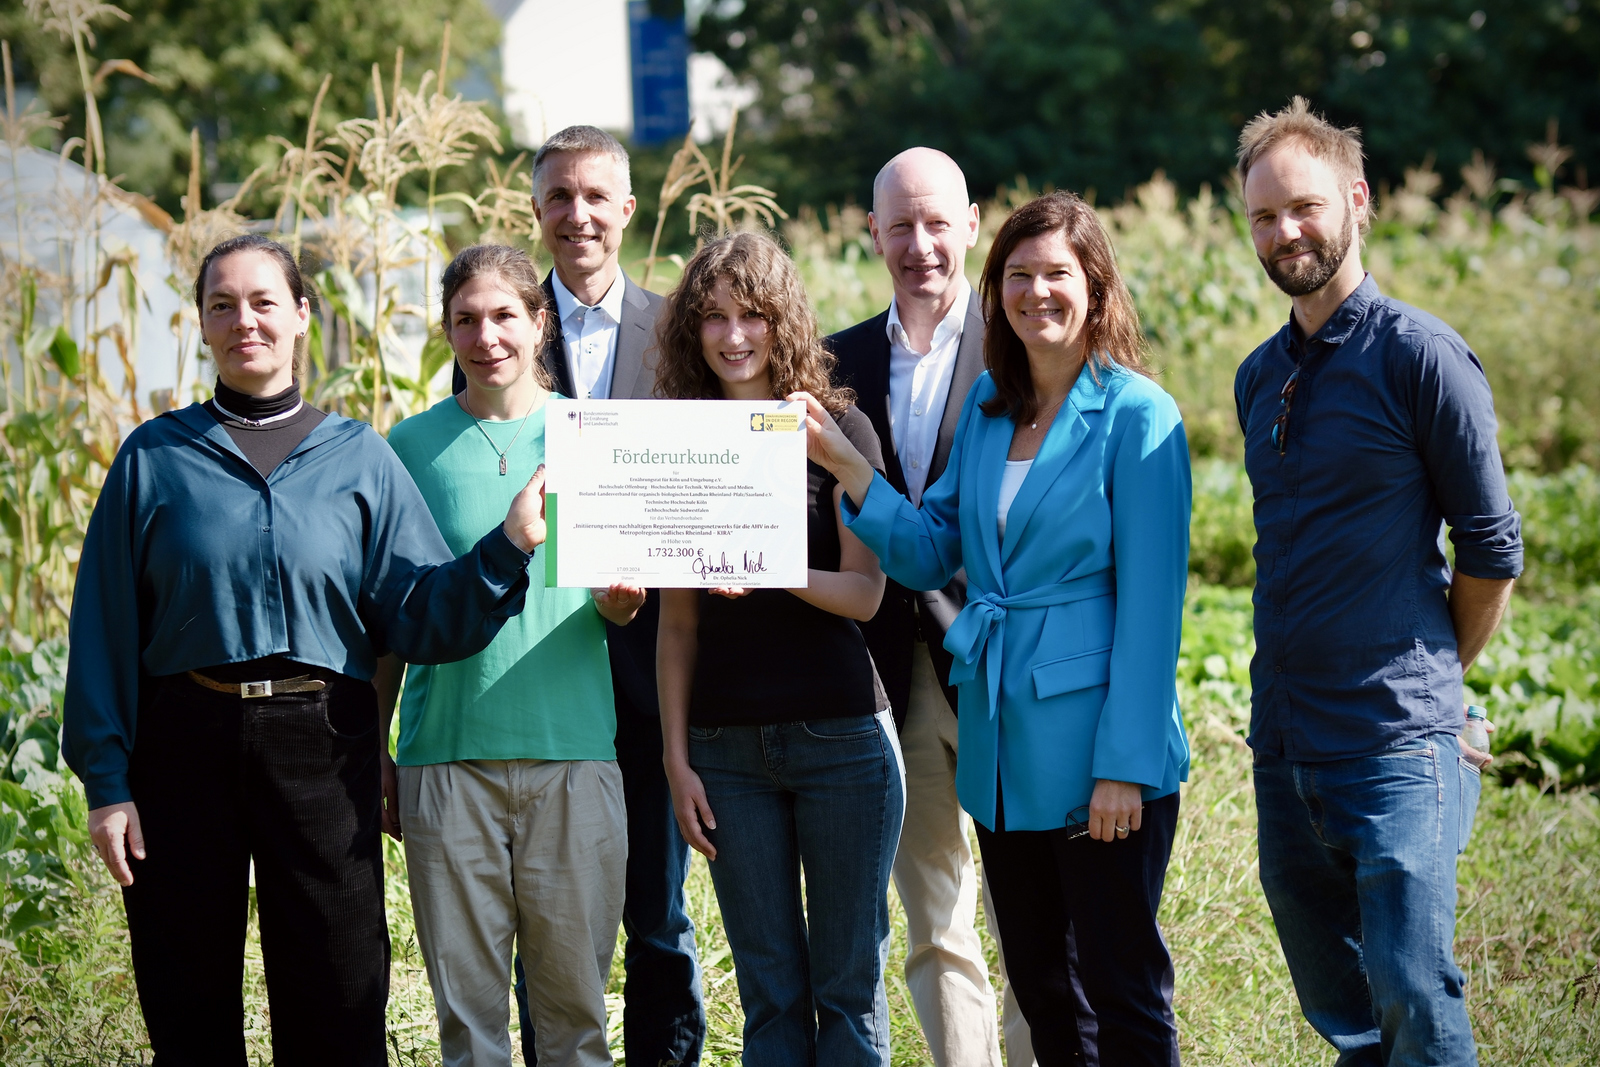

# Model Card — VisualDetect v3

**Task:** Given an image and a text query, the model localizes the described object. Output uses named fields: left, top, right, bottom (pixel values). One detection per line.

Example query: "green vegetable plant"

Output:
left=0, top=641, right=88, bottom=953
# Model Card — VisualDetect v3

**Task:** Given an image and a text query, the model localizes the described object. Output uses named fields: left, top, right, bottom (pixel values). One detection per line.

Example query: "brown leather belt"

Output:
left=187, top=671, right=328, bottom=699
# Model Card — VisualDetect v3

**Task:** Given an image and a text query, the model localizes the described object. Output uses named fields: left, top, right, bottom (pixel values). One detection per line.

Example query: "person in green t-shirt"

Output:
left=375, top=245, right=645, bottom=1066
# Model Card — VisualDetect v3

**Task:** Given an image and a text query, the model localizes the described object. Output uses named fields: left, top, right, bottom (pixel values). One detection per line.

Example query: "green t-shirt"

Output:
left=386, top=395, right=616, bottom=765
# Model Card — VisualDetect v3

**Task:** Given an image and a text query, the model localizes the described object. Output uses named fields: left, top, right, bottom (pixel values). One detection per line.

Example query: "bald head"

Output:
left=872, top=148, right=971, bottom=215
left=868, top=148, right=979, bottom=318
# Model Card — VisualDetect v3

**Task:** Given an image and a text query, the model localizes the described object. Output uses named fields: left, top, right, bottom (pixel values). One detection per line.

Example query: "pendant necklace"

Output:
left=461, top=393, right=534, bottom=475
left=1031, top=394, right=1067, bottom=430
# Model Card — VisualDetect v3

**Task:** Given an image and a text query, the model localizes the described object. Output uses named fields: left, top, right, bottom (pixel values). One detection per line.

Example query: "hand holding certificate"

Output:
left=543, top=399, right=808, bottom=588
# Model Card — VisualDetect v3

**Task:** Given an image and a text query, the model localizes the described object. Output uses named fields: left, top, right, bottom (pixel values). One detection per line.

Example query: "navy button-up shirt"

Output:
left=1235, top=275, right=1523, bottom=761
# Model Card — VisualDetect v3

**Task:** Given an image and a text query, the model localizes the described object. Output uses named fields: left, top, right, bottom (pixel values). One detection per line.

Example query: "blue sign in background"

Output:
left=629, top=2, right=691, bottom=147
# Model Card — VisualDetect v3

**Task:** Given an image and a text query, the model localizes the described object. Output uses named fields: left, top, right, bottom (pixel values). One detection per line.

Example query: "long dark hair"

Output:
left=654, top=232, right=854, bottom=413
left=439, top=245, right=554, bottom=391
left=978, top=191, right=1150, bottom=424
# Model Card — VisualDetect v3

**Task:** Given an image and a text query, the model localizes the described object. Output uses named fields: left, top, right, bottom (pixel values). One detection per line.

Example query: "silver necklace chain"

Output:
left=460, top=393, right=534, bottom=476
left=213, top=397, right=304, bottom=427
left=1030, top=393, right=1068, bottom=430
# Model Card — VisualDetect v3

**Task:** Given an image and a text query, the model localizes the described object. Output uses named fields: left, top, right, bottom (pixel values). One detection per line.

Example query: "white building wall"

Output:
left=0, top=145, right=189, bottom=410
left=689, top=51, right=757, bottom=143
left=499, top=0, right=634, bottom=147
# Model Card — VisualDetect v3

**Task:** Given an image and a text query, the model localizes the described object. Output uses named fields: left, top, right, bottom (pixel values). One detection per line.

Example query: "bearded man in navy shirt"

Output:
left=1233, top=98, right=1522, bottom=1066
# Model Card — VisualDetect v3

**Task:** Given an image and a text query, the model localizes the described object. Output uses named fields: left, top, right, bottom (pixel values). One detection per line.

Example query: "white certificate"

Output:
left=543, top=399, right=808, bottom=588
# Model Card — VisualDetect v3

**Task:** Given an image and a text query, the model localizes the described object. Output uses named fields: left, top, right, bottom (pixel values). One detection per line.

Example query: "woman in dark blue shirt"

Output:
left=63, top=235, right=548, bottom=1066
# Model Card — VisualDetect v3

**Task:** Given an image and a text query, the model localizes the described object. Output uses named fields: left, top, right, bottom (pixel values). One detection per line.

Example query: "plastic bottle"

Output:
left=1463, top=704, right=1491, bottom=753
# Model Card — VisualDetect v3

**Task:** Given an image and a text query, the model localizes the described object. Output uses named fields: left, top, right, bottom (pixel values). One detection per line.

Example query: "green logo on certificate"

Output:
left=750, top=412, right=801, bottom=432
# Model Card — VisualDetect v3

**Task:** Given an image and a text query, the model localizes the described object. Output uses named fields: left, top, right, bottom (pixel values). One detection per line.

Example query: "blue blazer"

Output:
left=843, top=365, right=1192, bottom=831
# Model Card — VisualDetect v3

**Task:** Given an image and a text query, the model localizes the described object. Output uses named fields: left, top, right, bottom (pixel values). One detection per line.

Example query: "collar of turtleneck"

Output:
left=213, top=379, right=305, bottom=426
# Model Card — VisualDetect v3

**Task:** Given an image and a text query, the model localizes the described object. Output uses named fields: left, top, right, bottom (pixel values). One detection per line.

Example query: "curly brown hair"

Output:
left=653, top=232, right=854, bottom=413
left=979, top=191, right=1151, bottom=425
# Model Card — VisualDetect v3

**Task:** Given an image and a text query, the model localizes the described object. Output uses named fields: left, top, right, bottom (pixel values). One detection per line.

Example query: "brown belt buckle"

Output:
left=240, top=680, right=273, bottom=699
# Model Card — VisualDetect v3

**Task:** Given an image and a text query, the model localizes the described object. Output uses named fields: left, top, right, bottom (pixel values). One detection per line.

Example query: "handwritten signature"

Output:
left=693, top=554, right=735, bottom=577
left=692, top=552, right=769, bottom=577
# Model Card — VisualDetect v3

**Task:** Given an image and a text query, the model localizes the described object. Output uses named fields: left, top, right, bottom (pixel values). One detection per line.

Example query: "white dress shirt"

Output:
left=551, top=270, right=627, bottom=400
left=887, top=280, right=970, bottom=504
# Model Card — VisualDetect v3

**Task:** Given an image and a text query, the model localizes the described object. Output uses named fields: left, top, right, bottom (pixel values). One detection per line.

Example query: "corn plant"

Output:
left=1, top=1, right=152, bottom=643
left=639, top=131, right=712, bottom=289
left=0, top=640, right=87, bottom=953
left=266, top=35, right=503, bottom=432
left=684, top=109, right=787, bottom=241
left=470, top=151, right=540, bottom=248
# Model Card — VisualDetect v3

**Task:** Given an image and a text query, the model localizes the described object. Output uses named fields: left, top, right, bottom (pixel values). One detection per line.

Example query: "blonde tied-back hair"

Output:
left=1237, top=96, right=1372, bottom=232
left=654, top=232, right=854, bottom=413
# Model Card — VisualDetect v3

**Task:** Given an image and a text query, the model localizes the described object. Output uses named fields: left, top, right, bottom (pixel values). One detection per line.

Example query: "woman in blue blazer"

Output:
left=797, top=191, right=1191, bottom=1065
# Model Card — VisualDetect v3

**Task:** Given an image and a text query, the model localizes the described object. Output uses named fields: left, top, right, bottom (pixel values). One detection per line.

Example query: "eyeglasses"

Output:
left=1063, top=805, right=1092, bottom=841
left=1270, top=367, right=1301, bottom=455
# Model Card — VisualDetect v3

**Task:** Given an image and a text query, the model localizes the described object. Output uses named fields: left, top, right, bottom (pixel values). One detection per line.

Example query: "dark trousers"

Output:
left=976, top=791, right=1182, bottom=1067
left=515, top=701, right=705, bottom=1066
left=122, top=672, right=388, bottom=1067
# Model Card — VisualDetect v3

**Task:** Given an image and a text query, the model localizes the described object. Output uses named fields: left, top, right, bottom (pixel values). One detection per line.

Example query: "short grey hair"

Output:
left=532, top=125, right=632, bottom=199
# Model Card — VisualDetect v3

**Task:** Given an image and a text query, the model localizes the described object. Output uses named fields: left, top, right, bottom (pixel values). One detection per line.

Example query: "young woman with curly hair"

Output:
left=654, top=231, right=905, bottom=1067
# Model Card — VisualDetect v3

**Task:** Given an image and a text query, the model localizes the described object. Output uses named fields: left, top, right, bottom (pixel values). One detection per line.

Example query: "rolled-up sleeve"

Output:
left=63, top=447, right=142, bottom=809
left=1414, top=334, right=1524, bottom=580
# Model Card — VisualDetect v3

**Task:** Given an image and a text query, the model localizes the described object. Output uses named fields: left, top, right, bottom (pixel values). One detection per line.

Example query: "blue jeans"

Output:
left=690, top=713, right=905, bottom=1067
left=1254, top=731, right=1482, bottom=1067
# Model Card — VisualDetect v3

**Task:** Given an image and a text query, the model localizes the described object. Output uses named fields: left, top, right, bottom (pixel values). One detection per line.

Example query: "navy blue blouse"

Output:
left=1235, top=275, right=1523, bottom=762
left=63, top=404, right=532, bottom=808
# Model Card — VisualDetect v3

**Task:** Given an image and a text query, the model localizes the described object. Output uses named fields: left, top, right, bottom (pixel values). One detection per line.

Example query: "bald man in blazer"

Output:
left=828, top=148, right=1038, bottom=1067
left=454, top=125, right=704, bottom=1067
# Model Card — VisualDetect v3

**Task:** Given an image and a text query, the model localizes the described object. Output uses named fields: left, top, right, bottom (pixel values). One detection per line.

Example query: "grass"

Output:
left=4, top=732, right=1596, bottom=1065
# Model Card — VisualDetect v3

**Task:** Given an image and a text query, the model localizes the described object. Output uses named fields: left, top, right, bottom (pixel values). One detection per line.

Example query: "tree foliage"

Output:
left=693, top=0, right=1600, bottom=206
left=0, top=0, right=501, bottom=211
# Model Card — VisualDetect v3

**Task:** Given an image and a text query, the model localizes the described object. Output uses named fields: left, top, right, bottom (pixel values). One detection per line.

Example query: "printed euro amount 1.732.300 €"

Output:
left=542, top=399, right=809, bottom=588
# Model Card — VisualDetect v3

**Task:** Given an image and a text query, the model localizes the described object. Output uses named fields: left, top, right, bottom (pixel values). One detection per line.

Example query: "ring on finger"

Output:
left=1115, top=824, right=1130, bottom=835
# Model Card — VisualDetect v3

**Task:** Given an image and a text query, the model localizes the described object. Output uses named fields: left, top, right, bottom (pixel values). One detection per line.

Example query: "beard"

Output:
left=1260, top=201, right=1355, bottom=297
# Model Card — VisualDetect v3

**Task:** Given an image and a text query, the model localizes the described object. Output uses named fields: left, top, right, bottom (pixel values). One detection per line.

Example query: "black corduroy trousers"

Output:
left=122, top=671, right=388, bottom=1067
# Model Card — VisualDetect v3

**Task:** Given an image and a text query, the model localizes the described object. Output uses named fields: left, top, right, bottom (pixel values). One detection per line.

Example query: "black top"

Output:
left=689, top=406, right=888, bottom=726
left=205, top=379, right=327, bottom=478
